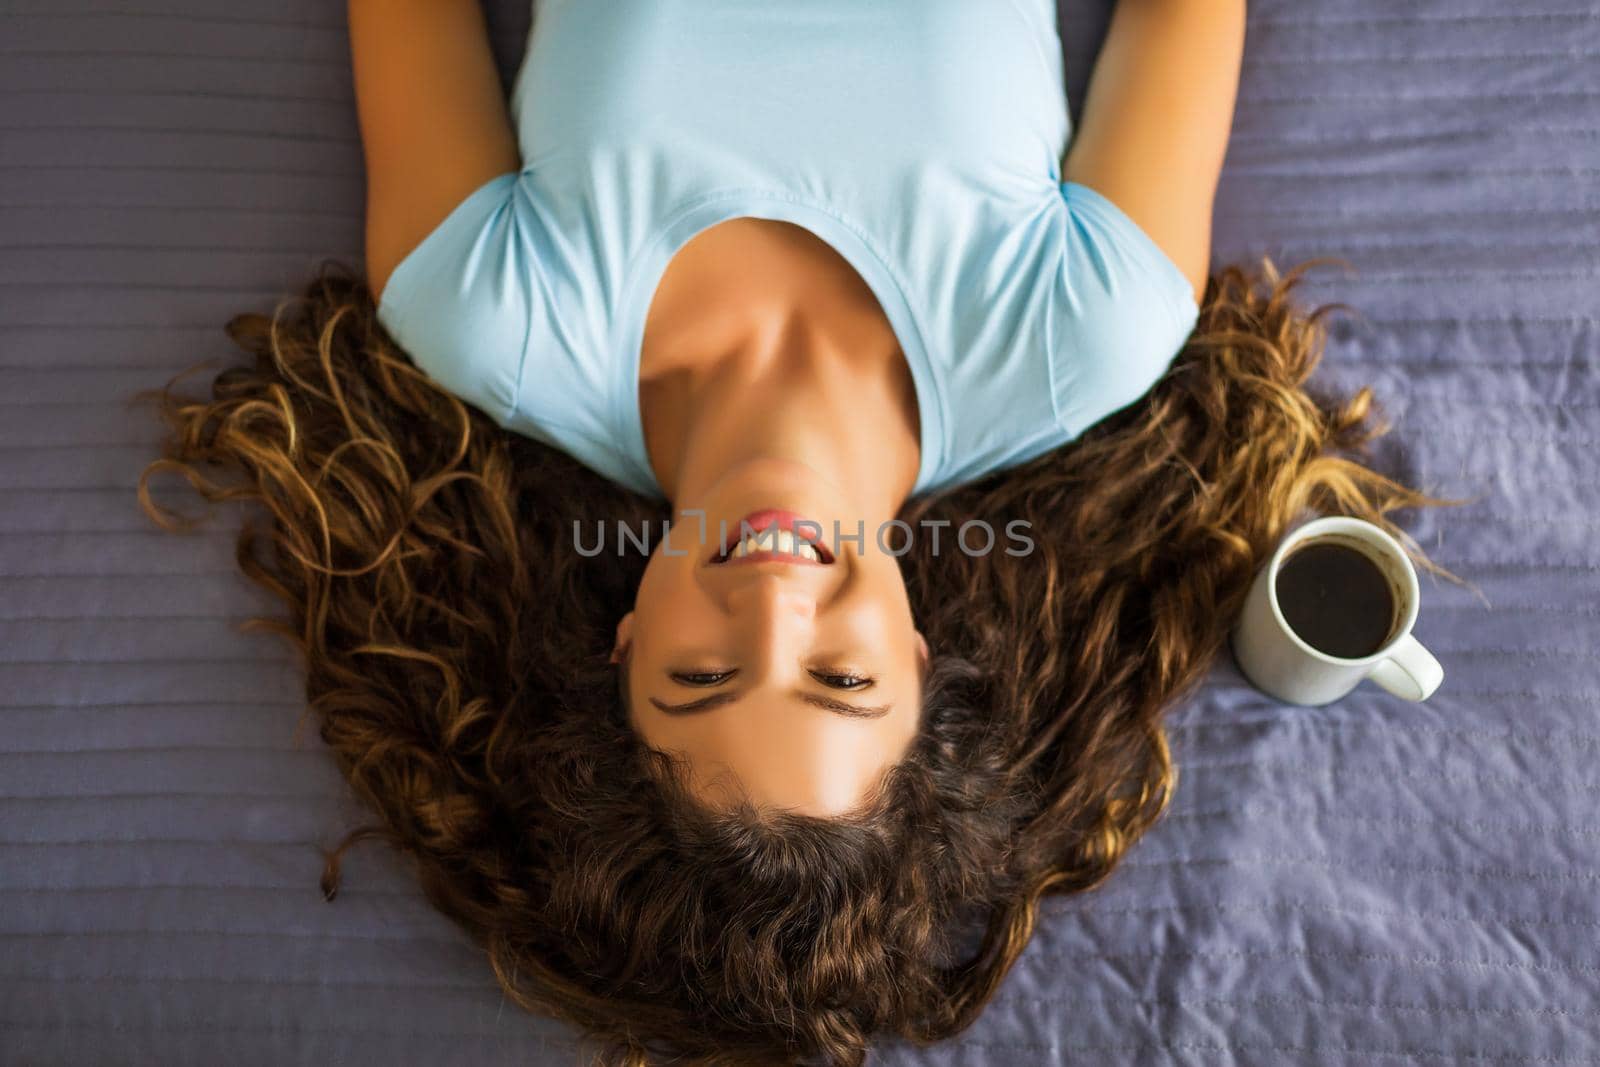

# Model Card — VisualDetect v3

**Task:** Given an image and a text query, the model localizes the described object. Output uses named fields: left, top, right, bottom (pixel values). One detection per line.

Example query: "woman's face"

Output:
left=613, top=459, right=926, bottom=817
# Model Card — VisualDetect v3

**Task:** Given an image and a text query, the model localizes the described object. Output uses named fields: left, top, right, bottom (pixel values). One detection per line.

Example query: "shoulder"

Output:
left=1058, top=181, right=1200, bottom=319
left=374, top=172, right=535, bottom=427
left=1049, top=181, right=1200, bottom=437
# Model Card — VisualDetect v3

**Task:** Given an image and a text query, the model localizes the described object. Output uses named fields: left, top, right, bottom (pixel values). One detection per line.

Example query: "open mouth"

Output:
left=708, top=508, right=836, bottom=566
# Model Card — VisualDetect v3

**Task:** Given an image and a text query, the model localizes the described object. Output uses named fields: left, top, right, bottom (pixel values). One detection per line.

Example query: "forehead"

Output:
left=644, top=708, right=903, bottom=817
left=624, top=672, right=925, bottom=802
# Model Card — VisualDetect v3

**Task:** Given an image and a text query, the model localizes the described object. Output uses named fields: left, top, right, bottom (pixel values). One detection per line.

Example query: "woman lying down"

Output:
left=138, top=1, right=1468, bottom=1064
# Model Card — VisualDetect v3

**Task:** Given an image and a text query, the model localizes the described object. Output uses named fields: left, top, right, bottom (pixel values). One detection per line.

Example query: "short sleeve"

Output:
left=1050, top=180, right=1202, bottom=437
left=374, top=172, right=536, bottom=427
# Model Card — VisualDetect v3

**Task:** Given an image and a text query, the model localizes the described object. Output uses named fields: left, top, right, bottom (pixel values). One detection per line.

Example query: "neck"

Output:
left=639, top=310, right=921, bottom=525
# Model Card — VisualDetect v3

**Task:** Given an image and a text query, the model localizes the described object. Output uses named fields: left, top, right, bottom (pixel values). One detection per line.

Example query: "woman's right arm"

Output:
left=347, top=0, right=522, bottom=304
left=1061, top=0, right=1246, bottom=306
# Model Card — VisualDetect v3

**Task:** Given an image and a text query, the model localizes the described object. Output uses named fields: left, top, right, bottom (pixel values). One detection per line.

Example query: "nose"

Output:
left=728, top=573, right=816, bottom=676
left=728, top=572, right=817, bottom=621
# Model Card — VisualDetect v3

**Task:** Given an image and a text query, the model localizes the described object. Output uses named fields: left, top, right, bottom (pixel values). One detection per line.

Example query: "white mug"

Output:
left=1230, top=515, right=1443, bottom=706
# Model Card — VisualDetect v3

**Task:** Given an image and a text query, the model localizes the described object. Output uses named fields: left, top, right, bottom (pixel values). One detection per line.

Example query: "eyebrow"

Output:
left=648, top=689, right=892, bottom=719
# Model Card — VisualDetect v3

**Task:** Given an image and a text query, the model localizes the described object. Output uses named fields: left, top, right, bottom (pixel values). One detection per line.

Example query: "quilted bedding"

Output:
left=3, top=1, right=1597, bottom=1064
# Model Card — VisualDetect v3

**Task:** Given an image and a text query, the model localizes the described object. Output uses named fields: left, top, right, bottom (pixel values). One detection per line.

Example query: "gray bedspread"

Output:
left=4, top=1, right=1597, bottom=1063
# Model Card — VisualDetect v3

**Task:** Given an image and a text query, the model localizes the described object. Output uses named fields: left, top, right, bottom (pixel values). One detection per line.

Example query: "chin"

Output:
left=705, top=457, right=839, bottom=506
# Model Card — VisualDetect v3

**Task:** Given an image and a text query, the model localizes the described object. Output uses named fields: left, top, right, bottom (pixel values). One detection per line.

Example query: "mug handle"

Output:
left=1366, top=634, right=1443, bottom=702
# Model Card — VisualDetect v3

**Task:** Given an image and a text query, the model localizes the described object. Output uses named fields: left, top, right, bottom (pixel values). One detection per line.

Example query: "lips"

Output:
left=708, top=508, right=836, bottom=566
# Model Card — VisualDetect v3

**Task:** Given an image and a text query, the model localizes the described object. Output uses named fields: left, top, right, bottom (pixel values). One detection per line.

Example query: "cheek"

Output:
left=633, top=534, right=698, bottom=609
left=634, top=548, right=689, bottom=618
left=837, top=591, right=919, bottom=649
left=629, top=555, right=719, bottom=655
left=854, top=551, right=917, bottom=623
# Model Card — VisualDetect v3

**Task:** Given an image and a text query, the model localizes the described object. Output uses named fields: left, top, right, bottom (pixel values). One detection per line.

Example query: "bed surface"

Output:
left=4, top=1, right=1597, bottom=1063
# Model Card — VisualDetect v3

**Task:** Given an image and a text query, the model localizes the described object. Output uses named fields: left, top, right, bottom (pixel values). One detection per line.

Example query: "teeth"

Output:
left=727, top=527, right=822, bottom=561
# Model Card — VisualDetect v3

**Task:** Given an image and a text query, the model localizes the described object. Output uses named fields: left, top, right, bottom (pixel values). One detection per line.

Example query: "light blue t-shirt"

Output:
left=375, top=0, right=1200, bottom=500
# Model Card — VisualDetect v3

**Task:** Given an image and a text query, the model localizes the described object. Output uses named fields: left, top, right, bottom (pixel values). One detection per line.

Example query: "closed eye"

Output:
left=808, top=668, right=874, bottom=691
left=670, top=669, right=737, bottom=687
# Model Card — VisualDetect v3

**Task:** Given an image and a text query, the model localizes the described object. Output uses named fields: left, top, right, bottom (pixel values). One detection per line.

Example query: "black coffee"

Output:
left=1274, top=540, right=1396, bottom=659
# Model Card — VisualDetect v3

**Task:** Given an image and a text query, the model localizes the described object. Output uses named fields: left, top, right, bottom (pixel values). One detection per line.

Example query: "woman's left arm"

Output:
left=348, top=0, right=522, bottom=304
left=1061, top=0, right=1247, bottom=305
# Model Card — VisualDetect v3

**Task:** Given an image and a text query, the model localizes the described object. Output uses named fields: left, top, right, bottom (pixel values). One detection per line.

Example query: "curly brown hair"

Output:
left=134, top=254, right=1475, bottom=1066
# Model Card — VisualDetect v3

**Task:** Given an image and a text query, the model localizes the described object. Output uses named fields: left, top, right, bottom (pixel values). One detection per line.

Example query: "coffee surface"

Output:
left=1275, top=540, right=1396, bottom=659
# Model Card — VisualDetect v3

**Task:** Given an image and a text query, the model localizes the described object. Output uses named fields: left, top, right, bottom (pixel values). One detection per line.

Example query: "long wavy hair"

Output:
left=135, top=253, right=1474, bottom=1066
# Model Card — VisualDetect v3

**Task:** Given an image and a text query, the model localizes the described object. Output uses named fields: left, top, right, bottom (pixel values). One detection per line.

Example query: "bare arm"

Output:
left=1062, top=0, right=1246, bottom=305
left=347, top=0, right=522, bottom=304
